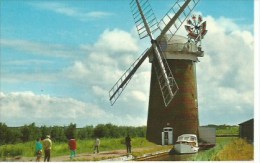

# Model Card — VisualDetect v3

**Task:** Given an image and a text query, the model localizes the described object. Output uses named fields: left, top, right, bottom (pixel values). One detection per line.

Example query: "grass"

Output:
left=1, top=135, right=253, bottom=161
left=0, top=141, right=35, bottom=159
left=0, top=137, right=159, bottom=159
left=213, top=138, right=253, bottom=161
left=216, top=126, right=239, bottom=136
left=192, top=137, right=235, bottom=161
left=192, top=137, right=253, bottom=161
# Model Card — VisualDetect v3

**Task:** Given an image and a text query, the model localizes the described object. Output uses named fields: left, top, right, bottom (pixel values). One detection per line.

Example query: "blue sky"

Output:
left=0, top=0, right=257, bottom=127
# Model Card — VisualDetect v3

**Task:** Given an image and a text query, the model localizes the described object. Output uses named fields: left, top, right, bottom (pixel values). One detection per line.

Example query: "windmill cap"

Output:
left=159, top=35, right=202, bottom=57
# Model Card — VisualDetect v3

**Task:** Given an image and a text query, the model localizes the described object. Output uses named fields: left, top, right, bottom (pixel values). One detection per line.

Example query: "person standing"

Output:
left=93, top=138, right=100, bottom=154
left=68, top=138, right=77, bottom=160
left=43, top=135, right=52, bottom=162
left=125, top=134, right=132, bottom=154
left=35, top=138, right=43, bottom=162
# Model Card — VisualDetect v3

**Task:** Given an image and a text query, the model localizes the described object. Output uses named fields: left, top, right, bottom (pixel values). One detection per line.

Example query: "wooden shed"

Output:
left=238, top=118, right=254, bottom=142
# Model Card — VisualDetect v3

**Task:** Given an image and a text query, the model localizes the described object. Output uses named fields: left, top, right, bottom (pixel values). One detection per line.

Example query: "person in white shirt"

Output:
left=93, top=138, right=100, bottom=154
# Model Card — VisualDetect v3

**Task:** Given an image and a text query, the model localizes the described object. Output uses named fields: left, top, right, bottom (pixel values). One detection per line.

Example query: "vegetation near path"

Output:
left=0, top=137, right=172, bottom=161
left=192, top=137, right=253, bottom=161
left=213, top=138, right=253, bottom=161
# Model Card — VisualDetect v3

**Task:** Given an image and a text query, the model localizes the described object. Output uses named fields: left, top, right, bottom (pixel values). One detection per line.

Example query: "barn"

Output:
left=238, top=118, right=254, bottom=142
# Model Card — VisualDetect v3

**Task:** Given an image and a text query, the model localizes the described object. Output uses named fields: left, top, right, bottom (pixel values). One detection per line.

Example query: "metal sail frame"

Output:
left=133, top=0, right=176, bottom=106
left=109, top=48, right=149, bottom=105
left=109, top=0, right=200, bottom=106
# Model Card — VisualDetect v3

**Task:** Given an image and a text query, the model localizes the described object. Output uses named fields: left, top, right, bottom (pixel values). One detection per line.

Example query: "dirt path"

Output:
left=52, top=149, right=128, bottom=161
left=4, top=149, right=127, bottom=162
left=4, top=146, right=171, bottom=162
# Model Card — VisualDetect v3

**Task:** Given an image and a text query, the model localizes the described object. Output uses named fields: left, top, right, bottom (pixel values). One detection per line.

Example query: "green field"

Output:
left=215, top=126, right=239, bottom=136
left=0, top=125, right=248, bottom=161
left=0, top=137, right=156, bottom=159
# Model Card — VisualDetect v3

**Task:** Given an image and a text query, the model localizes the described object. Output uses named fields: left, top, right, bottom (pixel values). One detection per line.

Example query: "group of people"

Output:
left=35, top=135, right=52, bottom=162
left=35, top=135, right=76, bottom=162
left=35, top=135, right=132, bottom=161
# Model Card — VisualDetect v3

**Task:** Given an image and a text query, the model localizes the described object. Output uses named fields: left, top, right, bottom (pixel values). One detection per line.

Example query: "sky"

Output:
left=0, top=0, right=257, bottom=128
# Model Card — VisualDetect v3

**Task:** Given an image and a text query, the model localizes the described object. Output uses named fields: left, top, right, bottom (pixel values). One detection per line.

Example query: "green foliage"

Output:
left=192, top=137, right=253, bottom=161
left=40, top=125, right=51, bottom=139
left=77, top=126, right=94, bottom=139
left=216, top=126, right=239, bottom=136
left=0, top=123, right=11, bottom=145
left=64, top=123, right=77, bottom=139
left=20, top=123, right=41, bottom=142
left=204, top=124, right=239, bottom=136
left=93, top=124, right=110, bottom=138
left=51, top=126, right=67, bottom=142
left=192, top=137, right=237, bottom=161
left=0, top=137, right=155, bottom=159
left=213, top=138, right=253, bottom=161
left=0, top=141, right=35, bottom=158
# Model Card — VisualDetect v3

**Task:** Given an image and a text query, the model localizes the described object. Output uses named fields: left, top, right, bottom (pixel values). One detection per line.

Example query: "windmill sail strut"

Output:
left=135, top=0, right=175, bottom=102
left=109, top=0, right=200, bottom=106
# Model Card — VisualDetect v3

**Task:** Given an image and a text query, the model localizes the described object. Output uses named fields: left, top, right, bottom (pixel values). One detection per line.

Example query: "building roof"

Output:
left=238, top=118, right=254, bottom=125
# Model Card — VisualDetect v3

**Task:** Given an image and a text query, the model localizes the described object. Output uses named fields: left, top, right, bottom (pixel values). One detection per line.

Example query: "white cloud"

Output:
left=1, top=13, right=254, bottom=127
left=0, top=91, right=118, bottom=127
left=92, top=85, right=107, bottom=97
left=0, top=39, right=78, bottom=58
left=65, top=28, right=148, bottom=86
left=1, top=28, right=150, bottom=127
left=32, top=2, right=113, bottom=21
left=92, top=29, right=139, bottom=54
left=196, top=15, right=254, bottom=124
left=0, top=91, right=149, bottom=127
left=128, top=90, right=147, bottom=102
left=63, top=61, right=90, bottom=80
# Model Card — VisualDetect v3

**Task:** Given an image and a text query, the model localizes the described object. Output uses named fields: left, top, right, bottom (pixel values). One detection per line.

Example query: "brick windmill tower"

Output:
left=109, top=0, right=207, bottom=144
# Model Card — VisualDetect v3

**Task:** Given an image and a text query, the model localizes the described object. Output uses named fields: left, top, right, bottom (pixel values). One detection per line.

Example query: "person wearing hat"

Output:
left=43, top=135, right=52, bottom=162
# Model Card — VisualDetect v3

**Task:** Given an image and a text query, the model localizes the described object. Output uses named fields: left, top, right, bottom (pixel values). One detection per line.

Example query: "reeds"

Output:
left=213, top=138, right=253, bottom=161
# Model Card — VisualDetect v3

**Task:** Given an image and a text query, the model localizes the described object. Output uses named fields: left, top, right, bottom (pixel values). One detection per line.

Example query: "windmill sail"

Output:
left=130, top=0, right=159, bottom=39
left=109, top=49, right=149, bottom=105
left=109, top=0, right=200, bottom=106
left=152, top=46, right=179, bottom=106
left=130, top=0, right=179, bottom=106
left=157, top=0, right=200, bottom=41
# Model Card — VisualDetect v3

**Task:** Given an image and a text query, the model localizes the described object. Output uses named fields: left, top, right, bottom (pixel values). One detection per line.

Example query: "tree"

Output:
left=93, top=124, right=109, bottom=138
left=0, top=123, right=9, bottom=145
left=77, top=125, right=94, bottom=139
left=20, top=125, right=30, bottom=142
left=64, top=123, right=77, bottom=139
left=7, top=128, right=22, bottom=143
left=51, top=126, right=66, bottom=142
left=40, top=125, right=51, bottom=139
left=105, top=123, right=120, bottom=138
left=28, top=123, right=41, bottom=140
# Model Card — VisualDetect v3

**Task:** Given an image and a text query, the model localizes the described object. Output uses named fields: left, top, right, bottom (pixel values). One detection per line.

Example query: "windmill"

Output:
left=109, top=0, right=205, bottom=144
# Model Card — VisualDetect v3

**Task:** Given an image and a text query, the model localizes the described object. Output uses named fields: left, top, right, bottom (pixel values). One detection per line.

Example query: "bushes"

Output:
left=0, top=145, right=23, bottom=158
left=213, top=138, right=253, bottom=161
left=0, top=123, right=147, bottom=145
left=0, top=141, right=35, bottom=158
